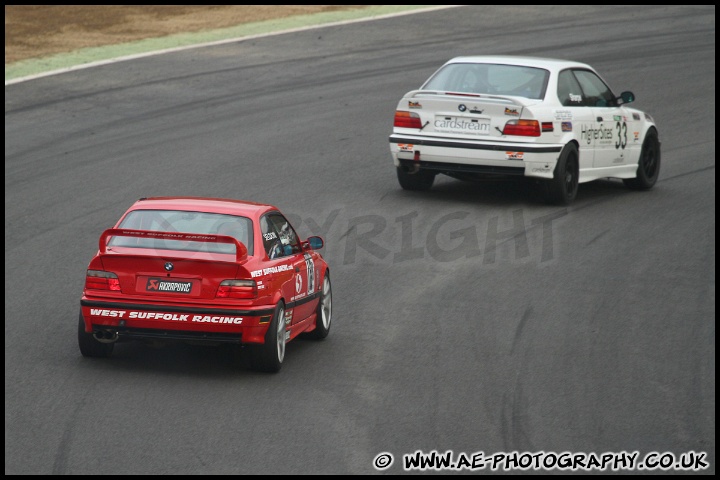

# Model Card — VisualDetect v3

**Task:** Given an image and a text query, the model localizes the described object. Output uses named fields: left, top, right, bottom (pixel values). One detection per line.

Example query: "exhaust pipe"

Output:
left=401, top=163, right=421, bottom=174
left=93, top=330, right=119, bottom=344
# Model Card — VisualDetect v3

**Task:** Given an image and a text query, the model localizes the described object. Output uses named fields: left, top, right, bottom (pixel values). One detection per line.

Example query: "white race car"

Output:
left=389, top=55, right=661, bottom=204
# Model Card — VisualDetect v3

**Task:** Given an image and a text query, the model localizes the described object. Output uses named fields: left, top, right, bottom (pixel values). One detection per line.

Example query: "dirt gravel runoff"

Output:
left=5, top=5, right=369, bottom=65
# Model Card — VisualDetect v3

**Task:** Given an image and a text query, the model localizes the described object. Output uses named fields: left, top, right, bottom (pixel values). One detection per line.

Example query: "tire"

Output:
left=544, top=143, right=579, bottom=205
left=77, top=311, right=114, bottom=358
left=396, top=166, right=435, bottom=191
left=308, top=274, right=332, bottom=340
left=623, top=129, right=660, bottom=190
left=249, top=302, right=286, bottom=373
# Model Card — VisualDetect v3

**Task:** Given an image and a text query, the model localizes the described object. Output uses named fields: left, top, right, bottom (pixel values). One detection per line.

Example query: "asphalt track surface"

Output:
left=5, top=5, right=715, bottom=475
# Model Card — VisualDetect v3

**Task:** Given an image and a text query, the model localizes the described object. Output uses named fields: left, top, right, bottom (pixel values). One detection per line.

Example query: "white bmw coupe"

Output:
left=389, top=55, right=660, bottom=204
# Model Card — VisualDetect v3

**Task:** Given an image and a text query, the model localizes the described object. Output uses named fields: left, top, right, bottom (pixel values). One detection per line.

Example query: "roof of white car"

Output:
left=445, top=55, right=592, bottom=71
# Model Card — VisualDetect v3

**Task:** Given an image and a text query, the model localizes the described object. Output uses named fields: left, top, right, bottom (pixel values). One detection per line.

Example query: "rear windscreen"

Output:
left=422, top=63, right=549, bottom=100
left=109, top=209, right=254, bottom=255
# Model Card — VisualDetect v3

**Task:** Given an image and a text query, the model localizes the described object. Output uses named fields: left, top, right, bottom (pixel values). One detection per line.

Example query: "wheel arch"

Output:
left=639, top=125, right=660, bottom=161
left=270, top=290, right=285, bottom=307
left=557, top=140, right=581, bottom=172
left=642, top=125, right=659, bottom=144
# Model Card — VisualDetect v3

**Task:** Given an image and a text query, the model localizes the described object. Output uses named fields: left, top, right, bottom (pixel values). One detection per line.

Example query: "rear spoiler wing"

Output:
left=405, top=89, right=537, bottom=108
left=99, top=228, right=248, bottom=263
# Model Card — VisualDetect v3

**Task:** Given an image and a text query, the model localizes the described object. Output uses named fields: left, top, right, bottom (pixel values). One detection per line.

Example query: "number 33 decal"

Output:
left=615, top=121, right=627, bottom=150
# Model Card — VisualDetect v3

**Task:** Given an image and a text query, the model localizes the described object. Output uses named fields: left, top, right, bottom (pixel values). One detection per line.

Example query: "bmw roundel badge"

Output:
left=458, top=104, right=467, bottom=112
left=164, top=262, right=174, bottom=272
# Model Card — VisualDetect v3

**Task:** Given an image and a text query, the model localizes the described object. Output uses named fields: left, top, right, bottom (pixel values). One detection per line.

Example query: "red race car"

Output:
left=78, top=197, right=332, bottom=373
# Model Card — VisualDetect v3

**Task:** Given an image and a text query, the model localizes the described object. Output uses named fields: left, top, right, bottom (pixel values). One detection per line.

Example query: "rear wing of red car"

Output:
left=99, top=228, right=248, bottom=263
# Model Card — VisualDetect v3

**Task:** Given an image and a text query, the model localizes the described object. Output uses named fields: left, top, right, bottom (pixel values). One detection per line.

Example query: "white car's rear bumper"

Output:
left=389, top=133, right=563, bottom=180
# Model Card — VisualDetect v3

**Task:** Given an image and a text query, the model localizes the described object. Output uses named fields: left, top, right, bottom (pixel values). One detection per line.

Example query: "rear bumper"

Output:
left=390, top=133, right=562, bottom=179
left=398, top=158, right=525, bottom=176
left=80, top=299, right=275, bottom=344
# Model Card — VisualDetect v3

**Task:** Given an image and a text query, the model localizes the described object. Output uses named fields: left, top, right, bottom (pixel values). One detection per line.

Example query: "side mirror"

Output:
left=619, top=91, right=635, bottom=105
left=306, top=236, right=324, bottom=250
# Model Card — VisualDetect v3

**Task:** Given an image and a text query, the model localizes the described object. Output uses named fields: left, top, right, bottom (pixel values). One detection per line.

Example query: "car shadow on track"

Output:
left=394, top=176, right=639, bottom=208
left=75, top=339, right=319, bottom=377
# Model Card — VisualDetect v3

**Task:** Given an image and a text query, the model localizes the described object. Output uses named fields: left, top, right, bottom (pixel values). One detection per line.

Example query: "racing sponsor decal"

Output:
left=581, top=124, right=614, bottom=146
left=434, top=117, right=490, bottom=134
left=191, top=315, right=243, bottom=324
left=504, top=107, right=519, bottom=116
left=250, top=264, right=293, bottom=278
left=285, top=308, right=294, bottom=324
left=633, top=131, right=640, bottom=142
left=304, top=253, right=316, bottom=292
left=569, top=93, right=582, bottom=103
left=408, top=101, right=422, bottom=109
left=554, top=109, right=572, bottom=120
left=263, top=232, right=277, bottom=241
left=88, top=308, right=242, bottom=324
left=469, top=107, right=484, bottom=114
left=398, top=143, right=414, bottom=152
left=120, top=230, right=217, bottom=241
left=295, top=274, right=303, bottom=293
left=146, top=278, right=192, bottom=293
left=90, top=308, right=130, bottom=318
left=561, top=122, right=573, bottom=132
left=505, top=151, right=524, bottom=160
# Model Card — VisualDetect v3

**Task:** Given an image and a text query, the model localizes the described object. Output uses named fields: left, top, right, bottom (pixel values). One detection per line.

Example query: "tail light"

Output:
left=502, top=119, right=541, bottom=137
left=85, top=270, right=121, bottom=291
left=394, top=111, right=423, bottom=129
left=217, top=280, right=257, bottom=299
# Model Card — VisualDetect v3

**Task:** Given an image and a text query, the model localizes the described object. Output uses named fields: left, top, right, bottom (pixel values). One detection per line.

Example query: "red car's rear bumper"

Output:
left=80, top=299, right=276, bottom=344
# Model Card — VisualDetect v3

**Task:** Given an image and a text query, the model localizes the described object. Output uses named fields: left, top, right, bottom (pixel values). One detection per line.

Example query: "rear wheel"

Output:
left=308, top=274, right=332, bottom=340
left=544, top=143, right=579, bottom=205
left=249, top=302, right=285, bottom=373
left=77, top=311, right=114, bottom=358
left=623, top=129, right=660, bottom=190
left=397, top=166, right=435, bottom=191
